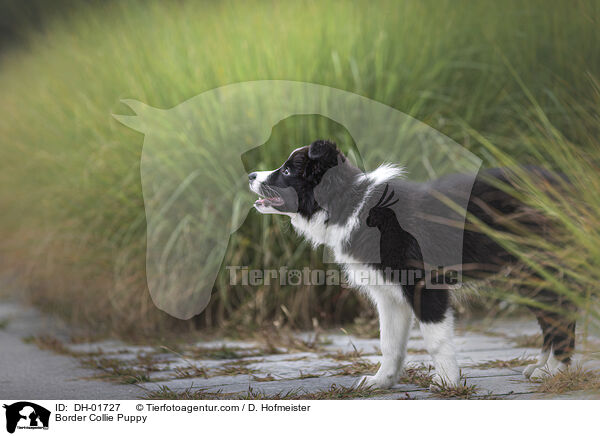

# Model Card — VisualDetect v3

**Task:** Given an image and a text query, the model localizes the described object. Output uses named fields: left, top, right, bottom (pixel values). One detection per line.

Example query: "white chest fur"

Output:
left=291, top=212, right=405, bottom=305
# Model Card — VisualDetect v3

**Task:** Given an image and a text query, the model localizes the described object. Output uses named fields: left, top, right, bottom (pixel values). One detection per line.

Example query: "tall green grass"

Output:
left=0, top=0, right=598, bottom=337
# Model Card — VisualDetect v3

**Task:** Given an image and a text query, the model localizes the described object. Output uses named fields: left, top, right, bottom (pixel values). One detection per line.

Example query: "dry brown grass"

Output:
left=213, top=363, right=258, bottom=377
left=253, top=328, right=332, bottom=353
left=333, top=360, right=380, bottom=376
left=290, top=383, right=392, bottom=400
left=173, top=365, right=209, bottom=379
left=297, top=371, right=321, bottom=379
left=174, top=359, right=263, bottom=379
left=80, top=357, right=152, bottom=384
left=398, top=366, right=434, bottom=388
left=234, top=383, right=395, bottom=400
left=398, top=365, right=478, bottom=399
left=142, top=386, right=223, bottom=400
left=22, top=334, right=108, bottom=358
left=325, top=349, right=364, bottom=361
left=180, top=344, right=268, bottom=360
left=511, top=334, right=543, bottom=348
left=431, top=378, right=478, bottom=399
left=469, top=356, right=537, bottom=369
left=22, top=335, right=73, bottom=355
left=535, top=366, right=600, bottom=394
left=406, top=348, right=427, bottom=354
left=142, top=383, right=395, bottom=400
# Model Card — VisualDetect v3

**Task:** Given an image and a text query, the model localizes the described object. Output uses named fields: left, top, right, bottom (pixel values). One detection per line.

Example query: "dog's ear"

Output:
left=308, top=140, right=338, bottom=163
left=304, top=140, right=344, bottom=183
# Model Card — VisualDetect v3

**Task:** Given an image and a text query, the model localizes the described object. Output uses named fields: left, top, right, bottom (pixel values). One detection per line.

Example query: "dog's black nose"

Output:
left=248, top=172, right=257, bottom=181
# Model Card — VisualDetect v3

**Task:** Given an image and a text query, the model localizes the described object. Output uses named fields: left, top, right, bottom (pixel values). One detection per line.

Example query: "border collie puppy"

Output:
left=249, top=140, right=575, bottom=389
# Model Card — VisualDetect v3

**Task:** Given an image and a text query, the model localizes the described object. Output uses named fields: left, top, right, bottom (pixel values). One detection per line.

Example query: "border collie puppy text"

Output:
left=249, top=140, right=575, bottom=389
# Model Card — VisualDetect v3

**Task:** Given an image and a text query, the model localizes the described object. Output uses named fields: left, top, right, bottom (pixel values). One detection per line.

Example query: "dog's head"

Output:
left=248, top=140, right=345, bottom=218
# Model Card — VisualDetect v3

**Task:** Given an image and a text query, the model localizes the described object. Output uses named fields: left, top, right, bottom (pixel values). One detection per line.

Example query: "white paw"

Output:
left=523, top=363, right=540, bottom=379
left=429, top=374, right=443, bottom=391
left=359, top=374, right=395, bottom=389
left=429, top=373, right=459, bottom=391
left=529, top=367, right=551, bottom=380
left=529, top=362, right=567, bottom=380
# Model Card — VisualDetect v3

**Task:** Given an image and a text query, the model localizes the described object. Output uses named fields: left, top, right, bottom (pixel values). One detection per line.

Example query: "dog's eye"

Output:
left=282, top=167, right=290, bottom=176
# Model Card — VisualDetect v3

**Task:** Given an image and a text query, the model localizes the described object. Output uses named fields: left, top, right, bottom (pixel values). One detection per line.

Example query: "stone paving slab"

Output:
left=2, top=300, right=600, bottom=400
left=128, top=327, right=597, bottom=399
left=0, top=302, right=142, bottom=399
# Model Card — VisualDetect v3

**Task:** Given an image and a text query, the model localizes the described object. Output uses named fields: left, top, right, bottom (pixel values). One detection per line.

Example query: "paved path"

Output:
left=1, top=301, right=599, bottom=400
left=0, top=302, right=141, bottom=399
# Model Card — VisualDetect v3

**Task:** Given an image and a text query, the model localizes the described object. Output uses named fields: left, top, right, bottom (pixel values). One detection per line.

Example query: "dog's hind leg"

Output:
left=523, top=309, right=552, bottom=378
left=420, top=310, right=460, bottom=389
left=361, top=290, right=413, bottom=389
left=409, top=285, right=460, bottom=388
left=528, top=310, right=576, bottom=379
left=549, top=319, right=576, bottom=365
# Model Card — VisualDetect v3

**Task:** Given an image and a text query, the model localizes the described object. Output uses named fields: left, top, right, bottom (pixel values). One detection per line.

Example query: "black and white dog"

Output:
left=249, top=140, right=575, bottom=389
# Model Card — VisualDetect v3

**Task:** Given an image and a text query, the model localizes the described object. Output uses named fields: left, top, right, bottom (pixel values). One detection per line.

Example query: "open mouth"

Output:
left=255, top=195, right=284, bottom=208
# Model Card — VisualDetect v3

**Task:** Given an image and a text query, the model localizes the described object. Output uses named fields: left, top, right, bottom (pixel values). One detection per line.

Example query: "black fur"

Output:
left=366, top=185, right=449, bottom=323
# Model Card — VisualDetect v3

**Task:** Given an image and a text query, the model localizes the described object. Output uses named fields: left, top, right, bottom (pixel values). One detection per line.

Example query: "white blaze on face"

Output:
left=254, top=170, right=272, bottom=184
left=249, top=170, right=273, bottom=196
left=249, top=169, right=287, bottom=215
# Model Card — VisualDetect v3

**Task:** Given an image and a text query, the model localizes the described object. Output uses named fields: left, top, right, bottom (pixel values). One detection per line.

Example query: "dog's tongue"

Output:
left=255, top=197, right=284, bottom=207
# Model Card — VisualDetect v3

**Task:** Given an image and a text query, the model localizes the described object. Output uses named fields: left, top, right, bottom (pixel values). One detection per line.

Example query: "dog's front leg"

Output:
left=361, top=291, right=413, bottom=389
